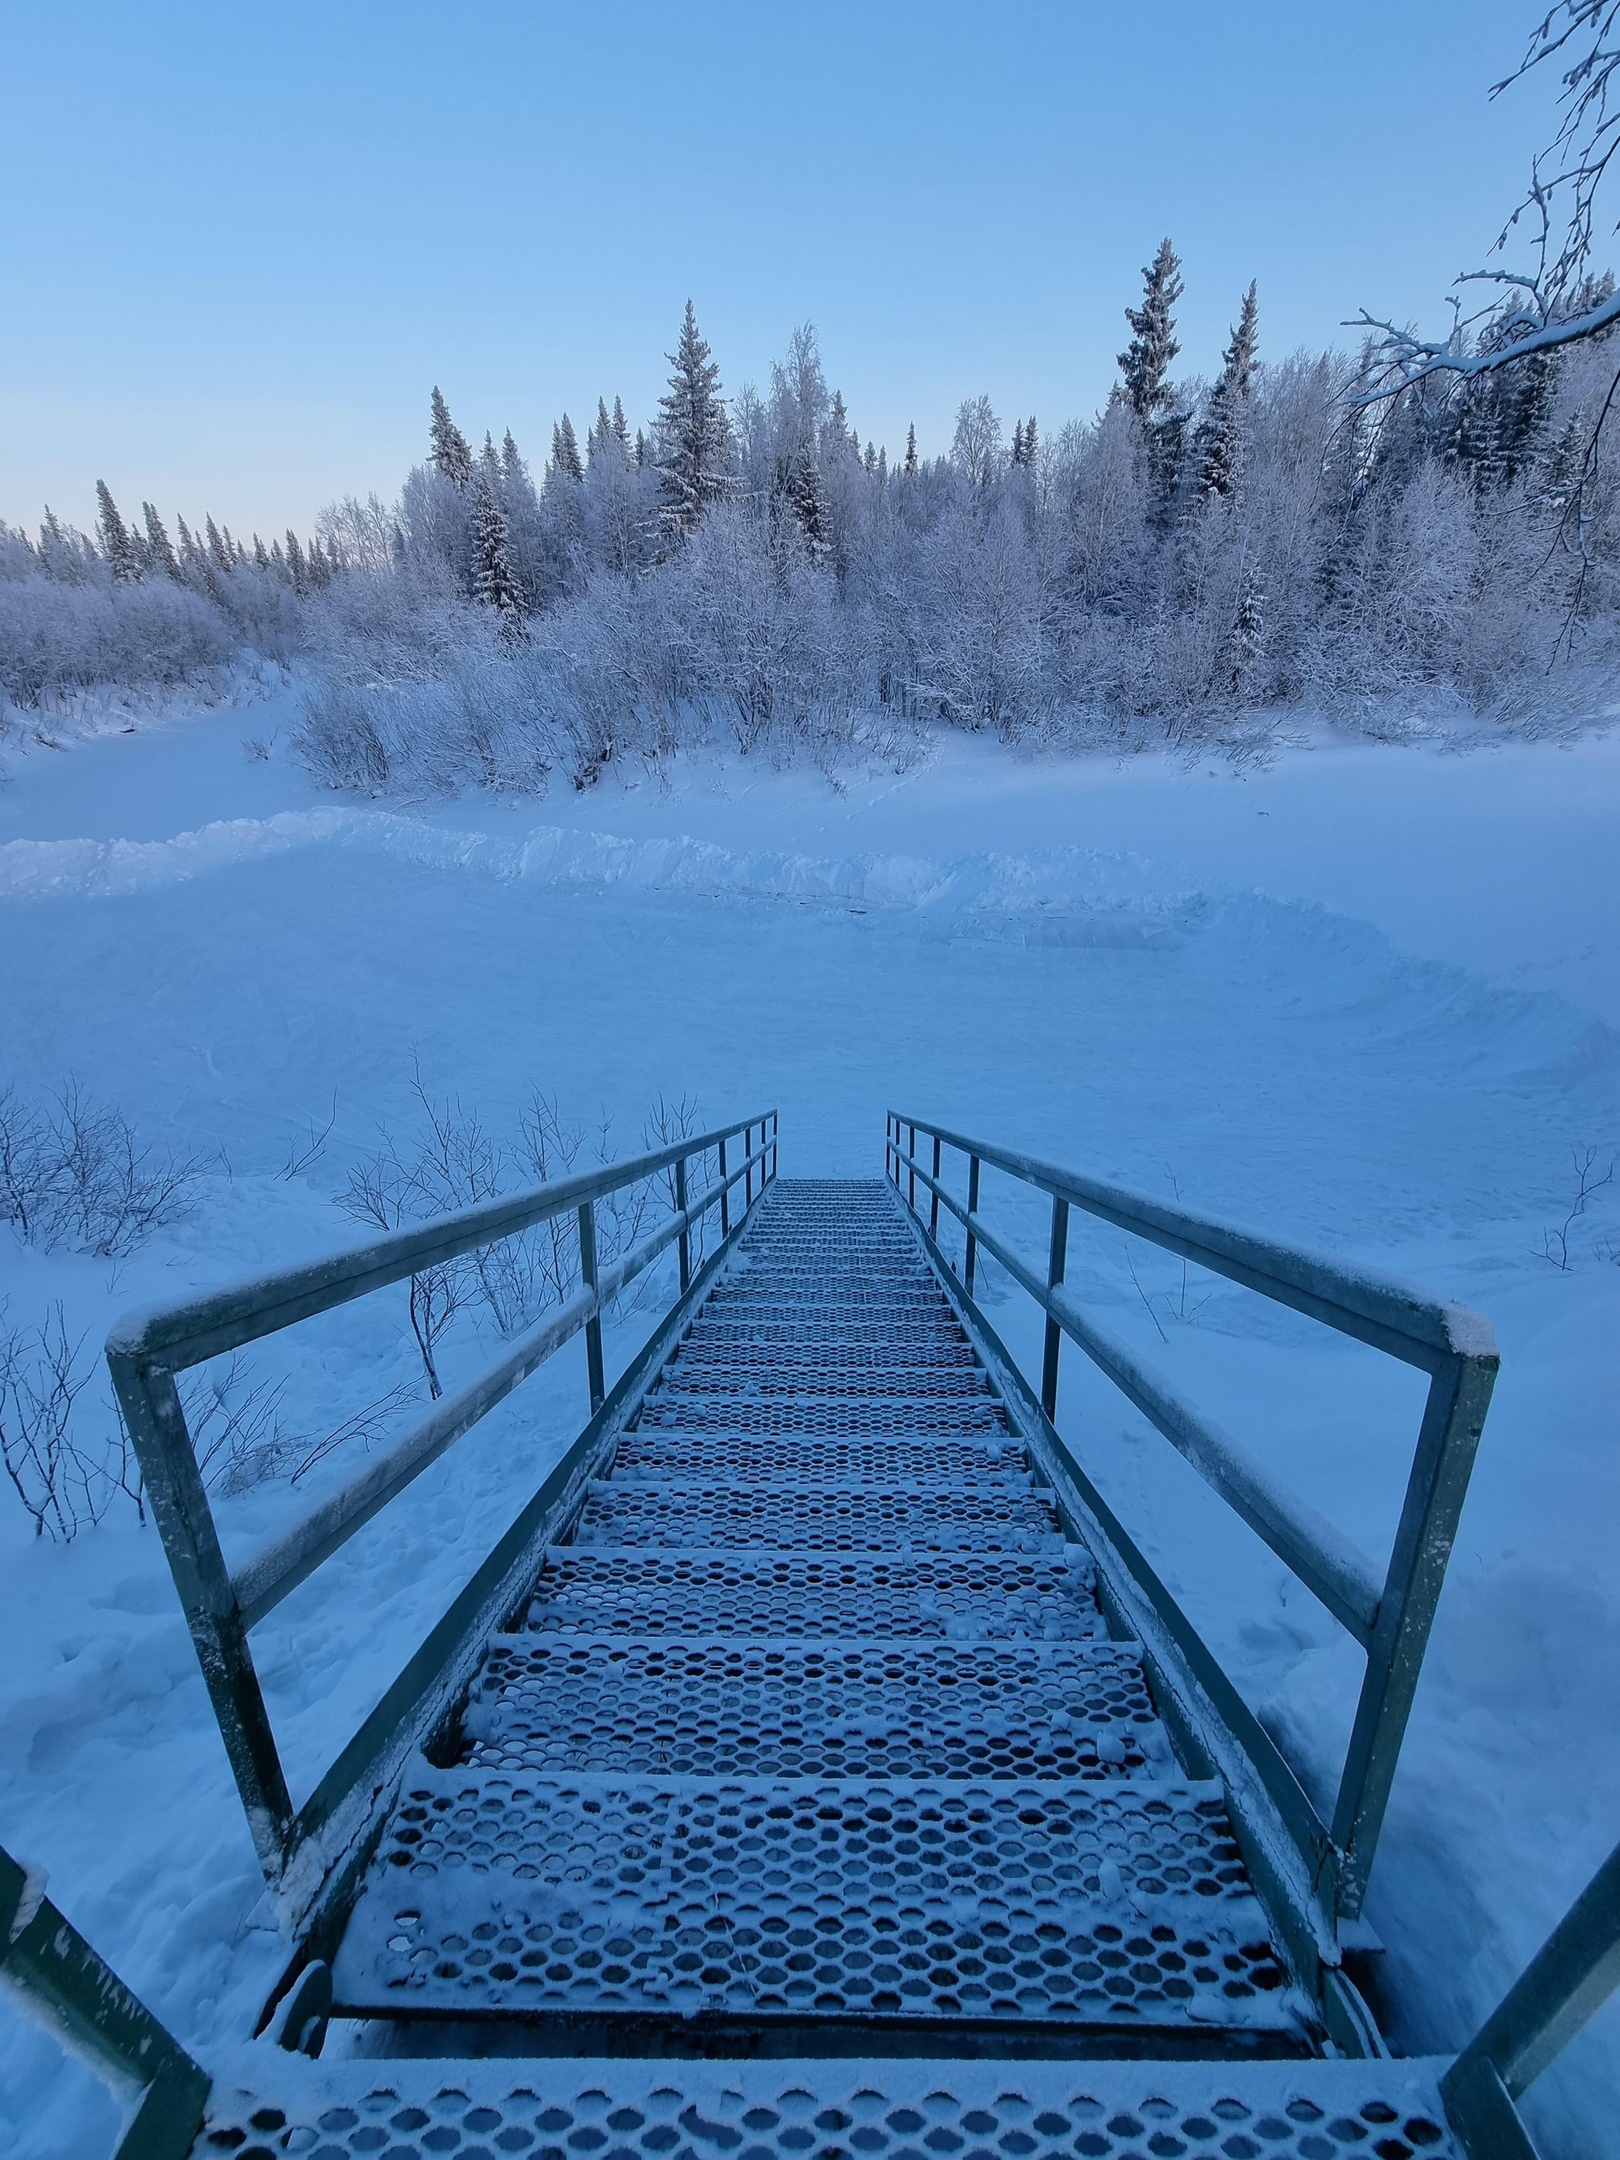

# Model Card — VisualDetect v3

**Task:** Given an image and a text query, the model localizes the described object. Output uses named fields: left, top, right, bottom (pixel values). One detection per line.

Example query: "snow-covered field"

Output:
left=1, top=700, right=1617, bottom=2157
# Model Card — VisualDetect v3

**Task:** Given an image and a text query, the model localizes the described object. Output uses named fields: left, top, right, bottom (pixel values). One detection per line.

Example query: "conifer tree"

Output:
left=553, top=414, right=584, bottom=482
left=252, top=534, right=271, bottom=570
left=285, top=529, right=307, bottom=593
left=205, top=515, right=234, bottom=573
left=1024, top=415, right=1038, bottom=463
left=784, top=445, right=830, bottom=565
left=635, top=428, right=647, bottom=468
left=429, top=386, right=474, bottom=490
left=472, top=473, right=523, bottom=632
left=142, top=502, right=181, bottom=580
left=903, top=424, right=918, bottom=477
left=612, top=395, right=630, bottom=448
left=1119, top=240, right=1183, bottom=421
left=1012, top=420, right=1025, bottom=466
left=1195, top=282, right=1258, bottom=497
left=655, top=299, right=731, bottom=538
left=502, top=429, right=526, bottom=482
left=1221, top=570, right=1265, bottom=695
left=95, top=481, right=139, bottom=581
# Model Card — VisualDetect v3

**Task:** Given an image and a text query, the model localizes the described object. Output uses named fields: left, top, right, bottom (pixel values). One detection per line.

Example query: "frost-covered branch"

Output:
left=1352, top=4, right=1620, bottom=396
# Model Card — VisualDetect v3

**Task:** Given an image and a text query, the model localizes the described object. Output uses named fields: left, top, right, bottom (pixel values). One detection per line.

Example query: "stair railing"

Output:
left=107, top=1109, right=778, bottom=1909
left=886, top=1111, right=1497, bottom=1946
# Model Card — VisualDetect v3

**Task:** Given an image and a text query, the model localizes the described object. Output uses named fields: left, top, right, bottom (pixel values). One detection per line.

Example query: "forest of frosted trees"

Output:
left=6, top=250, right=1620, bottom=791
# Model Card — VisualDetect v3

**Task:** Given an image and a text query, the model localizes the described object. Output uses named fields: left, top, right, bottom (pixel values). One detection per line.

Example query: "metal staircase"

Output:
left=6, top=1123, right=1616, bottom=2160
left=326, top=1180, right=1309, bottom=2060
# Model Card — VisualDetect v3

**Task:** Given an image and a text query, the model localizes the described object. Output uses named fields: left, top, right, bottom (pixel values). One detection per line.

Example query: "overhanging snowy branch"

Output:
left=1351, top=3, right=1620, bottom=399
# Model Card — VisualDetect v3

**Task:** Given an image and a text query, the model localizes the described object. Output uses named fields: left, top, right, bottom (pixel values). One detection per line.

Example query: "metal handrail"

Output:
left=0, top=1841, right=210, bottom=2160
left=1441, top=1834, right=1620, bottom=2156
left=108, top=1108, right=779, bottom=1904
left=886, top=1112, right=1498, bottom=1934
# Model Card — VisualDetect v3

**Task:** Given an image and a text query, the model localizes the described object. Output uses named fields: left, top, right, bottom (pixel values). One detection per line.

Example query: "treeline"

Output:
left=0, top=484, right=332, bottom=709
left=6, top=247, right=1620, bottom=781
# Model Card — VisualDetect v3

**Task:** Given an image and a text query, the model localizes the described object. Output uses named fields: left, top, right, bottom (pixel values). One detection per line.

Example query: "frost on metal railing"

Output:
left=104, top=1109, right=777, bottom=1904
left=886, top=1112, right=1498, bottom=1942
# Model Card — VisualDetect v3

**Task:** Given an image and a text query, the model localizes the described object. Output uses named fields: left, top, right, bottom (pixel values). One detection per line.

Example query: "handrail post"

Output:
left=964, top=1154, right=981, bottom=1292
left=718, top=1136, right=730, bottom=1236
left=929, top=1135, right=942, bottom=1236
left=105, top=1351, right=294, bottom=1883
left=1442, top=1833, right=1620, bottom=2112
left=771, top=1112, right=779, bottom=1183
left=675, top=1154, right=691, bottom=1293
left=1041, top=1196, right=1070, bottom=1420
left=908, top=1123, right=918, bottom=1209
left=577, top=1200, right=605, bottom=1413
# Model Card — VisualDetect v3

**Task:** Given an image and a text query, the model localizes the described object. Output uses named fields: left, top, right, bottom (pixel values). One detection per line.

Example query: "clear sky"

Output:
left=0, top=0, right=1563, bottom=540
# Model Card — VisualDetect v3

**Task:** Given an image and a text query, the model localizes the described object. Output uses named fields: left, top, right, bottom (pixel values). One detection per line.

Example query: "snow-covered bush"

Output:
left=0, top=1305, right=141, bottom=1542
left=0, top=1082, right=207, bottom=1258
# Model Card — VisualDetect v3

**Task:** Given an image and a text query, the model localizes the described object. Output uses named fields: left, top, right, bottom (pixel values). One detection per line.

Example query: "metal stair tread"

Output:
left=332, top=1767, right=1307, bottom=2042
left=522, top=1548, right=1108, bottom=1640
left=455, top=1635, right=1177, bottom=1781
left=573, top=1482, right=1064, bottom=1553
left=197, top=2045, right=1464, bottom=2159
left=611, top=1438, right=1029, bottom=1483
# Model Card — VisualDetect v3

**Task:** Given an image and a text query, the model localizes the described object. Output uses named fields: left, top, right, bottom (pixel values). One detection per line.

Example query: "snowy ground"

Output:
left=1, top=698, right=1617, bottom=2156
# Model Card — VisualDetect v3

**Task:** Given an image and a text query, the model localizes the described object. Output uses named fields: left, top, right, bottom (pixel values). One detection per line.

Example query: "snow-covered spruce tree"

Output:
left=205, top=516, right=234, bottom=575
left=655, top=300, right=732, bottom=541
left=472, top=472, right=524, bottom=634
left=903, top=424, right=918, bottom=478
left=1119, top=239, right=1186, bottom=496
left=783, top=446, right=831, bottom=566
left=140, top=504, right=181, bottom=581
left=430, top=387, right=474, bottom=491
left=552, top=415, right=584, bottom=485
left=95, top=482, right=140, bottom=582
left=1195, top=281, right=1258, bottom=497
left=1220, top=568, right=1266, bottom=698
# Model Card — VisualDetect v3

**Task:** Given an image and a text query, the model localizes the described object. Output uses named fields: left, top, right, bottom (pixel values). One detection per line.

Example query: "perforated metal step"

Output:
left=635, top=1396, right=1010, bottom=1435
left=522, top=1550, right=1107, bottom=1640
left=332, top=1771, right=1309, bottom=2043
left=612, top=1436, right=1026, bottom=1483
left=456, top=1638, right=1177, bottom=1781
left=665, top=1339, right=980, bottom=1379
left=574, top=1480, right=1062, bottom=1552
left=197, top=2049, right=1464, bottom=2160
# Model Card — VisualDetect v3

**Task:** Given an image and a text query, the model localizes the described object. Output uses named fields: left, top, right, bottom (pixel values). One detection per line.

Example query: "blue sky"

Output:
left=0, top=0, right=1562, bottom=538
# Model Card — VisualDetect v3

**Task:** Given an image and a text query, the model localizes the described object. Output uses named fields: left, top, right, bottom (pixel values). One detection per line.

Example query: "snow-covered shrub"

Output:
left=0, top=1306, right=140, bottom=1541
left=0, top=1082, right=206, bottom=1258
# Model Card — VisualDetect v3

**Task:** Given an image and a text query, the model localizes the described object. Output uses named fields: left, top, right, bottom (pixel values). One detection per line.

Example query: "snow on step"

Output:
left=635, top=1396, right=1009, bottom=1434
left=522, top=1549, right=1108, bottom=1640
left=333, top=1771, right=1308, bottom=2041
left=455, top=1637, right=1177, bottom=1780
left=612, top=1435, right=1026, bottom=1482
left=573, top=1478, right=1063, bottom=1552
left=198, top=2047, right=1464, bottom=2160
